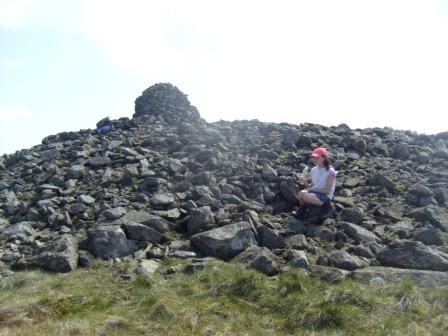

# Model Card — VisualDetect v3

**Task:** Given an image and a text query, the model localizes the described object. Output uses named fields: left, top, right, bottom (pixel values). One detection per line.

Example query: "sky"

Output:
left=1, top=0, right=448, bottom=155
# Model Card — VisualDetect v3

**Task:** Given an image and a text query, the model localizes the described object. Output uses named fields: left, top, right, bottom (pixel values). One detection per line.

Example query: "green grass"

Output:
left=0, top=260, right=447, bottom=335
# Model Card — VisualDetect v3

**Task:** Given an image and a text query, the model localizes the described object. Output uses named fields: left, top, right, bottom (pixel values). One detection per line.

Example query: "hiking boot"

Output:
left=292, top=205, right=308, bottom=219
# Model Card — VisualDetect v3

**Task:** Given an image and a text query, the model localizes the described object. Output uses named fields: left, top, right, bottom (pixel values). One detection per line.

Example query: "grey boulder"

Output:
left=87, top=226, right=137, bottom=259
left=33, top=235, right=78, bottom=272
left=121, top=222, right=164, bottom=243
left=377, top=240, right=448, bottom=271
left=191, top=221, right=257, bottom=260
left=1, top=222, right=35, bottom=240
left=233, top=245, right=279, bottom=276
left=319, top=250, right=366, bottom=271
left=351, top=266, right=448, bottom=288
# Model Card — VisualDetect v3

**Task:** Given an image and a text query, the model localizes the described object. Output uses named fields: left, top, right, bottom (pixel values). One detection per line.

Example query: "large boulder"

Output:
left=191, top=222, right=257, bottom=260
left=33, top=235, right=78, bottom=273
left=121, top=222, right=164, bottom=243
left=187, top=206, right=215, bottom=234
left=1, top=222, right=35, bottom=240
left=423, top=206, right=448, bottom=232
left=87, top=226, right=138, bottom=259
left=318, top=250, right=366, bottom=271
left=233, top=245, right=280, bottom=276
left=368, top=173, right=396, bottom=193
left=341, top=222, right=379, bottom=243
left=257, top=225, right=286, bottom=249
left=338, top=208, right=364, bottom=225
left=351, top=266, right=448, bottom=288
left=279, top=180, right=300, bottom=203
left=377, top=240, right=448, bottom=271
left=307, top=265, right=350, bottom=283
left=104, top=210, right=174, bottom=233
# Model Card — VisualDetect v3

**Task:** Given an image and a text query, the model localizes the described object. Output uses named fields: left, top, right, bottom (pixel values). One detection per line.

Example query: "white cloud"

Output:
left=0, top=106, right=33, bottom=119
left=0, top=0, right=40, bottom=27
left=79, top=0, right=448, bottom=133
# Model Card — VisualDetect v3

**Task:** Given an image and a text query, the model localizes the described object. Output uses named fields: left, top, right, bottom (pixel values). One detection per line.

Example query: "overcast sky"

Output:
left=1, top=0, right=448, bottom=155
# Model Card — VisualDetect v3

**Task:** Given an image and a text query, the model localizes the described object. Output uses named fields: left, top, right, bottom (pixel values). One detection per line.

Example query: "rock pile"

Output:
left=1, top=83, right=448, bottom=286
left=133, top=83, right=201, bottom=124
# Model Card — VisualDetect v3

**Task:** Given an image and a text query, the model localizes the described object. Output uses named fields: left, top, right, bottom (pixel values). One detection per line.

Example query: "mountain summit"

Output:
left=0, top=83, right=448, bottom=288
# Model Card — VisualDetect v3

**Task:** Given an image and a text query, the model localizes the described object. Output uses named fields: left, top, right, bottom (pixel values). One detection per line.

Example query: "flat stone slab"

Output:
left=351, top=266, right=448, bottom=288
left=307, top=265, right=350, bottom=283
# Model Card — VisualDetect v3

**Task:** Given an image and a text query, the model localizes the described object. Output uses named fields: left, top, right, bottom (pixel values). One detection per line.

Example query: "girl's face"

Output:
left=311, top=156, right=324, bottom=166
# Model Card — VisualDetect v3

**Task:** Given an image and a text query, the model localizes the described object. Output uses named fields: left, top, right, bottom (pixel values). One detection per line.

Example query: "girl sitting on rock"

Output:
left=294, top=147, right=337, bottom=219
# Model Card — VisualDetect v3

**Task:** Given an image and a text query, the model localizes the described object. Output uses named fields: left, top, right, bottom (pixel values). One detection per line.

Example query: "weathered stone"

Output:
left=343, top=177, right=363, bottom=187
left=191, top=172, right=211, bottom=185
left=414, top=228, right=444, bottom=246
left=78, top=194, right=95, bottom=205
left=67, top=165, right=85, bottom=179
left=351, top=266, right=448, bottom=288
left=319, top=250, right=366, bottom=271
left=377, top=240, right=448, bottom=271
left=333, top=196, right=355, bottom=208
left=1, top=222, right=34, bottom=240
left=288, top=217, right=307, bottom=234
left=171, top=250, right=197, bottom=259
left=109, top=211, right=173, bottom=233
left=257, top=226, right=286, bottom=249
left=339, top=208, right=364, bottom=225
left=285, top=234, right=309, bottom=250
left=386, top=221, right=414, bottom=239
left=262, top=164, right=278, bottom=182
left=368, top=173, right=396, bottom=193
left=151, top=192, right=175, bottom=206
left=233, top=245, right=279, bottom=276
left=187, top=206, right=215, bottom=234
left=167, top=158, right=187, bottom=174
left=103, top=207, right=127, bottom=220
left=88, top=156, right=111, bottom=168
left=286, top=250, right=310, bottom=269
left=423, top=206, right=448, bottom=232
left=121, top=222, right=164, bottom=243
left=374, top=206, right=403, bottom=222
left=341, top=222, right=379, bottom=243
left=191, top=222, right=257, bottom=260
left=69, top=203, right=86, bottom=215
left=136, top=260, right=160, bottom=276
left=78, top=250, right=95, bottom=267
left=33, top=235, right=78, bottom=272
left=87, top=226, right=137, bottom=259
left=280, top=180, right=300, bottom=204
left=307, top=265, right=350, bottom=283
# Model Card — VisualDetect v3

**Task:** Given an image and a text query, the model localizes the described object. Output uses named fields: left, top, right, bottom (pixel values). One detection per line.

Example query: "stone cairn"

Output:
left=133, top=83, right=201, bottom=124
left=0, top=82, right=448, bottom=287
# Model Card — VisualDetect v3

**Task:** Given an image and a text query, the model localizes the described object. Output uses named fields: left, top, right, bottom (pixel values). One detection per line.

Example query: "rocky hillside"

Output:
left=1, top=83, right=448, bottom=286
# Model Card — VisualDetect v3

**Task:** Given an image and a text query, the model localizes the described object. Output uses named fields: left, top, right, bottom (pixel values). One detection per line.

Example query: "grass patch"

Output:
left=0, top=261, right=447, bottom=335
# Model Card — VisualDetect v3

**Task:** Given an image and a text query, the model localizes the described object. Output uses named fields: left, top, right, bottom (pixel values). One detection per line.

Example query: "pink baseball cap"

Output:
left=310, top=147, right=328, bottom=158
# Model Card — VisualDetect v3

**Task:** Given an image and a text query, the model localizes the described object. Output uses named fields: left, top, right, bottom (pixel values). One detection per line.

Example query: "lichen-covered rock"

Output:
left=234, top=245, right=280, bottom=275
left=377, top=241, right=448, bottom=271
left=87, top=226, right=138, bottom=259
left=33, top=235, right=78, bottom=272
left=191, top=222, right=257, bottom=260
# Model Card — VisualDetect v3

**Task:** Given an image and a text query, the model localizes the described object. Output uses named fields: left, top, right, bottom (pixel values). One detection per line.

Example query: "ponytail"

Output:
left=323, top=157, right=331, bottom=170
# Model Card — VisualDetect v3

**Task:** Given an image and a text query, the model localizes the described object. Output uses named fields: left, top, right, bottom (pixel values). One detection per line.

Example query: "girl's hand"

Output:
left=297, top=175, right=307, bottom=186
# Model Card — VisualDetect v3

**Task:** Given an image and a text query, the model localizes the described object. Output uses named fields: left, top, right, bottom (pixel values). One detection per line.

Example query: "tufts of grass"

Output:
left=0, top=260, right=448, bottom=335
